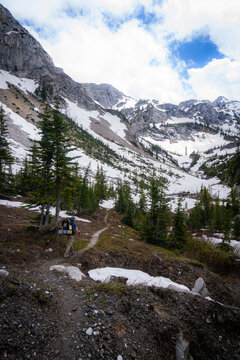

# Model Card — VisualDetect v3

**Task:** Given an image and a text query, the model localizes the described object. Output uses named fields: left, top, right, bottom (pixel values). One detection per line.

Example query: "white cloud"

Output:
left=26, top=15, right=191, bottom=103
left=188, top=58, right=240, bottom=101
left=1, top=0, right=240, bottom=102
left=161, top=0, right=240, bottom=61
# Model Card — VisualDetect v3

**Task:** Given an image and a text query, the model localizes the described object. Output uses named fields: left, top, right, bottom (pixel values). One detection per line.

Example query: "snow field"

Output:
left=0, top=69, right=38, bottom=93
left=0, top=101, right=40, bottom=140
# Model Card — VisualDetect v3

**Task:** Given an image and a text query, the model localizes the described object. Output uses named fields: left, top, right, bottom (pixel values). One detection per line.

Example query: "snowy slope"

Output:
left=0, top=69, right=38, bottom=93
left=0, top=69, right=236, bottom=204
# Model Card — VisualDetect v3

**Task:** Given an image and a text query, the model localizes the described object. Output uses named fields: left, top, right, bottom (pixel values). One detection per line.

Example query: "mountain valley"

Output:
left=0, top=3, right=240, bottom=360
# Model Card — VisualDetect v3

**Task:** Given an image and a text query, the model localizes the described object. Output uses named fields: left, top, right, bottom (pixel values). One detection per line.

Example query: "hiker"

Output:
left=64, top=216, right=80, bottom=258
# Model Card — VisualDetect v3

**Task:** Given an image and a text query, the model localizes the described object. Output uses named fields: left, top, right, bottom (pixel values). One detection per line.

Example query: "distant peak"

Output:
left=213, top=96, right=229, bottom=105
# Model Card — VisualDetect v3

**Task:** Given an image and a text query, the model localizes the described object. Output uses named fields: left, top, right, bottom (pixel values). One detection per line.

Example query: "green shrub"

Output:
left=186, top=238, right=236, bottom=273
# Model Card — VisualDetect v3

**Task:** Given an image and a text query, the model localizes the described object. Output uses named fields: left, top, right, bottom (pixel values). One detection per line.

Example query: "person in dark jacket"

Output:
left=64, top=217, right=80, bottom=258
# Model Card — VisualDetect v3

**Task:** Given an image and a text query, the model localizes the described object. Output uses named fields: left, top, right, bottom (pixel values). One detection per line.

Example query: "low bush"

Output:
left=185, top=238, right=236, bottom=273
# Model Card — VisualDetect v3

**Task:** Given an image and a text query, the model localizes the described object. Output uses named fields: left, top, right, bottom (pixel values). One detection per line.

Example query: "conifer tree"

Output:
left=115, top=181, right=127, bottom=214
left=50, top=103, right=74, bottom=229
left=233, top=215, right=240, bottom=241
left=27, top=103, right=75, bottom=230
left=141, top=175, right=170, bottom=246
left=170, top=199, right=188, bottom=250
left=0, top=107, right=14, bottom=193
left=94, top=165, right=107, bottom=202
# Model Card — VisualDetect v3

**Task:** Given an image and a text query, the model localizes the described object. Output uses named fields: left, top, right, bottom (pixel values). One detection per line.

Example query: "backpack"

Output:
left=58, top=217, right=75, bottom=235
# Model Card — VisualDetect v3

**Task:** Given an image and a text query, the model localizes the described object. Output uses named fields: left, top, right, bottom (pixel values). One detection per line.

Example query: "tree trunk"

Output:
left=51, top=194, right=61, bottom=231
left=39, top=204, right=45, bottom=231
left=43, top=203, right=51, bottom=228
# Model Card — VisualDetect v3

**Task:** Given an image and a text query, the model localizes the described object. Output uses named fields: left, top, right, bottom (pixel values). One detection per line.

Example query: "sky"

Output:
left=1, top=0, right=240, bottom=104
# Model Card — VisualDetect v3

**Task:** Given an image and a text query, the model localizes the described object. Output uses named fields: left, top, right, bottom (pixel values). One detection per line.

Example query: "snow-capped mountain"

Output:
left=0, top=3, right=239, bottom=207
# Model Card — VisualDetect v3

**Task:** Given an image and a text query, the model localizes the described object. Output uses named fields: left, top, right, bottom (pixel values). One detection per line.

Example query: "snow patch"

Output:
left=100, top=199, right=115, bottom=209
left=50, top=265, right=85, bottom=282
left=0, top=69, right=38, bottom=93
left=0, top=269, right=9, bottom=276
left=88, top=267, right=190, bottom=292
left=0, top=102, right=40, bottom=140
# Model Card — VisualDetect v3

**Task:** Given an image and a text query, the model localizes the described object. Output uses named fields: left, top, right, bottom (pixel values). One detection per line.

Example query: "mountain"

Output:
left=0, top=3, right=239, bottom=207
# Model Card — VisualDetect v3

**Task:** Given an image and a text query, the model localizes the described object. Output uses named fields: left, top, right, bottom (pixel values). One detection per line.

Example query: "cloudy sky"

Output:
left=2, top=0, right=240, bottom=104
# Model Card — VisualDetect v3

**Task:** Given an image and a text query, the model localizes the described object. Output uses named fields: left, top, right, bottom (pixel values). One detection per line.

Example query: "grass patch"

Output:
left=97, top=282, right=127, bottom=294
left=96, top=222, right=205, bottom=266
left=73, top=241, right=88, bottom=250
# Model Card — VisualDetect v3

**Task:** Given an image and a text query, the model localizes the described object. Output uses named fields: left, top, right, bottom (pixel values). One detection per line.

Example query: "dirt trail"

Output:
left=22, top=213, right=110, bottom=359
left=76, top=212, right=109, bottom=255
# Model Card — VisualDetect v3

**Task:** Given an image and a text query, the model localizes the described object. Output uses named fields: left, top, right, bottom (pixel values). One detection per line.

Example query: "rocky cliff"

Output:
left=0, top=4, right=99, bottom=111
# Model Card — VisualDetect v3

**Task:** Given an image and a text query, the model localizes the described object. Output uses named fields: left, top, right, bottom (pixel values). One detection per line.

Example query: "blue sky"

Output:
left=1, top=0, right=240, bottom=103
left=170, top=35, right=225, bottom=71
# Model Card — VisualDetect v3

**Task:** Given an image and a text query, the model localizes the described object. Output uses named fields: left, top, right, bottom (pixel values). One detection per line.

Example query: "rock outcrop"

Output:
left=0, top=4, right=99, bottom=111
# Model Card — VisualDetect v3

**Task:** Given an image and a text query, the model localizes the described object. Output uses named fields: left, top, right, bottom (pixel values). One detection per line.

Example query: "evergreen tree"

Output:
left=140, top=175, right=170, bottom=246
left=214, top=197, right=224, bottom=231
left=199, top=186, right=212, bottom=227
left=0, top=107, right=14, bottom=193
left=115, top=181, right=127, bottom=214
left=50, top=103, right=74, bottom=229
left=170, top=199, right=188, bottom=250
left=122, top=201, right=135, bottom=227
left=233, top=215, right=240, bottom=241
left=230, top=188, right=240, bottom=216
left=27, top=104, right=75, bottom=230
left=94, top=165, right=107, bottom=202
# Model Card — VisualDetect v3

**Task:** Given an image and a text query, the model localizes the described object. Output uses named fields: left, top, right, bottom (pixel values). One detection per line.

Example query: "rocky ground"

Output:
left=0, top=203, right=240, bottom=360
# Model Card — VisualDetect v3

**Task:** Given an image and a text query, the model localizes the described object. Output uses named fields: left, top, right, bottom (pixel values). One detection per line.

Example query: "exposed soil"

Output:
left=0, top=203, right=240, bottom=360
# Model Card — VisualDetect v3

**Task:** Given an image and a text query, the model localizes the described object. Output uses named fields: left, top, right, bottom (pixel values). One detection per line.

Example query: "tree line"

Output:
left=114, top=179, right=240, bottom=250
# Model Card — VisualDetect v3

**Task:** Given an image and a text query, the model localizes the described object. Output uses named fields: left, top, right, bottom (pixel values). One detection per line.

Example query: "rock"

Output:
left=192, top=277, right=209, bottom=297
left=176, top=332, right=190, bottom=360
left=106, top=308, right=114, bottom=315
left=0, top=269, right=9, bottom=276
left=86, top=327, right=93, bottom=336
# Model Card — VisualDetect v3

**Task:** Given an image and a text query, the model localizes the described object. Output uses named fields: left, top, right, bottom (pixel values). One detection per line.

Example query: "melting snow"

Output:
left=144, top=132, right=228, bottom=156
left=0, top=69, right=38, bottom=93
left=100, top=199, right=115, bottom=209
left=88, top=267, right=190, bottom=292
left=0, top=102, right=40, bottom=140
left=50, top=265, right=85, bottom=282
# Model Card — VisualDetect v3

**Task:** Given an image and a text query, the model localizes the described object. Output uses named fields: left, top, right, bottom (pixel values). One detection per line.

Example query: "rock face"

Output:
left=83, top=83, right=125, bottom=108
left=0, top=4, right=98, bottom=110
left=0, top=5, right=54, bottom=78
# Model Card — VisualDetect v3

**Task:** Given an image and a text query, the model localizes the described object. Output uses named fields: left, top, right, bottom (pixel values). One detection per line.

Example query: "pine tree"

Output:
left=50, top=103, right=74, bottom=229
left=213, top=197, right=223, bottom=232
left=115, top=181, right=127, bottom=214
left=170, top=199, right=188, bottom=250
left=141, top=175, right=170, bottom=246
left=27, top=104, right=75, bottom=230
left=0, top=107, right=14, bottom=193
left=94, top=165, right=107, bottom=202
left=233, top=215, right=240, bottom=241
